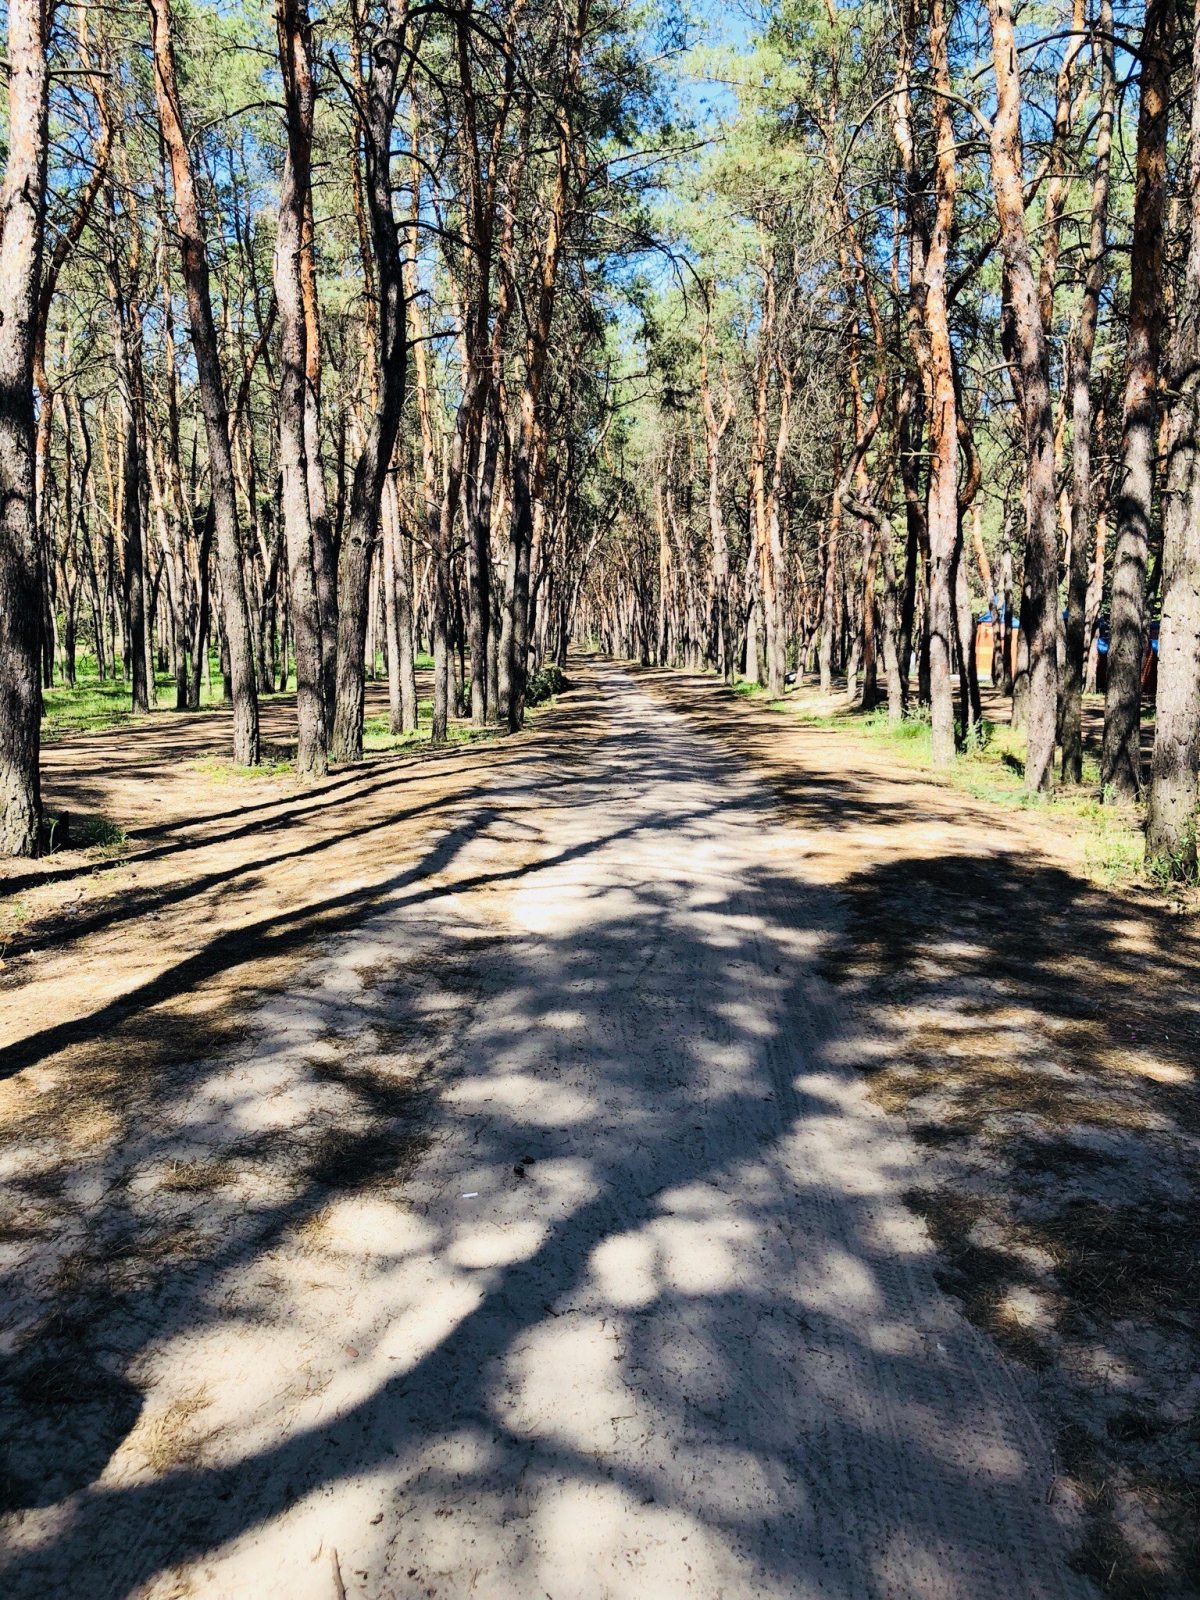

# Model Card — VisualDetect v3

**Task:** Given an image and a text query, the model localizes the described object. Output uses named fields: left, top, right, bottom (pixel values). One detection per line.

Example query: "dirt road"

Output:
left=1, top=664, right=1094, bottom=1599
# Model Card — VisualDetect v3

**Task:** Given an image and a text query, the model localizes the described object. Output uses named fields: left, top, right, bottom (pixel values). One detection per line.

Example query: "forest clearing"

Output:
left=3, top=0, right=1200, bottom=1591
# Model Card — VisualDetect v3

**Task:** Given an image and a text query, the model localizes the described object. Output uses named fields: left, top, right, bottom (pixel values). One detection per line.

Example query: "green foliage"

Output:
left=74, top=816, right=128, bottom=851
left=526, top=664, right=571, bottom=706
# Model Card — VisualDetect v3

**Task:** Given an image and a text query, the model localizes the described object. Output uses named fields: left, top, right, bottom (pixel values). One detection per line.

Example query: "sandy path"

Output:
left=1, top=665, right=1093, bottom=1599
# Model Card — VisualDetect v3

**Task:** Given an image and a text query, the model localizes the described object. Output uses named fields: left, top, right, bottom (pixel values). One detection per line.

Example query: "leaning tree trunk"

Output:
left=987, top=0, right=1061, bottom=790
left=1145, top=0, right=1200, bottom=875
left=148, top=0, right=259, bottom=766
left=1062, top=0, right=1114, bottom=782
left=1102, top=0, right=1174, bottom=800
left=331, top=0, right=409, bottom=763
left=0, top=0, right=49, bottom=856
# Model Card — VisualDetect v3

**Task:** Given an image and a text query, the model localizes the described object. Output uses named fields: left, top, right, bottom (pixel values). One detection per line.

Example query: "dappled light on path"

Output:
left=0, top=667, right=1090, bottom=1599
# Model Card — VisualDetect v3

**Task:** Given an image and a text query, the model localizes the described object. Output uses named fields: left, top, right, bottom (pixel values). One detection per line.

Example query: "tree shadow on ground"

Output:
left=826, top=849, right=1200, bottom=1599
left=0, top=672, right=1103, bottom=1599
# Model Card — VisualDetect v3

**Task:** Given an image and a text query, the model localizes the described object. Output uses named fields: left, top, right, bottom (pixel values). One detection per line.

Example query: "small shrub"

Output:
left=526, top=663, right=570, bottom=706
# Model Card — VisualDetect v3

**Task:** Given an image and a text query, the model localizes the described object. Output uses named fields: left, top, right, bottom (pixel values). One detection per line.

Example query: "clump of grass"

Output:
left=127, top=1385, right=213, bottom=1475
left=76, top=815, right=127, bottom=852
left=189, top=754, right=294, bottom=781
left=79, top=815, right=125, bottom=848
left=156, top=1159, right=242, bottom=1193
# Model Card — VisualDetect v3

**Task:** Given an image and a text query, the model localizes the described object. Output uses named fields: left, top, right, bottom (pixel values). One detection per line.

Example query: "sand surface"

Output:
left=1, top=664, right=1095, bottom=1598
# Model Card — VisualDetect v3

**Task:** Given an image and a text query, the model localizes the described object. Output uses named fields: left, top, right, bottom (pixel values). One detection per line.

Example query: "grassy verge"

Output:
left=740, top=683, right=1148, bottom=889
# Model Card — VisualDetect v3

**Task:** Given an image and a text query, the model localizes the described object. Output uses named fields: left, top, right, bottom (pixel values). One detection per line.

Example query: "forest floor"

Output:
left=0, top=658, right=1195, bottom=1599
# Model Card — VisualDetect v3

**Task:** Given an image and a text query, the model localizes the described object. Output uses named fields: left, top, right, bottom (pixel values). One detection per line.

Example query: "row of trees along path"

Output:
left=1, top=0, right=1199, bottom=879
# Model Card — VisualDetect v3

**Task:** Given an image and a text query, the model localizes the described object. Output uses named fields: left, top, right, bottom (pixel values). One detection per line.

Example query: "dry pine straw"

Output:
left=637, top=666, right=1200, bottom=1600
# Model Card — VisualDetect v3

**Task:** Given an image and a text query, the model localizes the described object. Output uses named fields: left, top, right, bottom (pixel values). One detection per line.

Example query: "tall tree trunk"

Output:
left=1062, top=1, right=1114, bottom=781
left=499, top=6, right=587, bottom=731
left=384, top=473, right=416, bottom=732
left=302, top=186, right=338, bottom=730
left=109, top=262, right=149, bottom=715
left=1036, top=0, right=1088, bottom=332
left=33, top=7, right=111, bottom=680
left=273, top=0, right=326, bottom=777
left=148, top=0, right=259, bottom=766
left=766, top=362, right=792, bottom=696
left=987, top=0, right=1061, bottom=790
left=924, top=0, right=958, bottom=765
left=1102, top=0, right=1174, bottom=799
left=954, top=398, right=983, bottom=734
left=699, top=307, right=734, bottom=683
left=188, top=502, right=214, bottom=710
left=1084, top=501, right=1107, bottom=692
left=0, top=0, right=49, bottom=854
left=1145, top=1, right=1200, bottom=874
left=896, top=374, right=924, bottom=703
left=157, top=235, right=192, bottom=711
left=452, top=14, right=520, bottom=730
left=331, top=0, right=409, bottom=762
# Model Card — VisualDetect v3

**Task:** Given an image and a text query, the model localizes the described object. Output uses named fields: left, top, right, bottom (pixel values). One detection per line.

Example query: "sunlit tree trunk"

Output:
left=148, top=0, right=259, bottom=766
left=699, top=308, right=734, bottom=683
left=273, top=0, right=326, bottom=777
left=331, top=0, right=409, bottom=762
left=0, top=0, right=49, bottom=855
left=986, top=0, right=1060, bottom=789
left=1102, top=0, right=1174, bottom=799
left=301, top=187, right=338, bottom=730
left=924, top=0, right=958, bottom=765
left=1062, top=1, right=1114, bottom=781
left=499, top=1, right=587, bottom=732
left=1146, top=0, right=1200, bottom=874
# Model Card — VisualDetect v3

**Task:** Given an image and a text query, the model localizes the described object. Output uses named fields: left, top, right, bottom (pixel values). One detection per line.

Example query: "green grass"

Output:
left=362, top=698, right=498, bottom=755
left=41, top=655, right=231, bottom=741
left=188, top=755, right=295, bottom=782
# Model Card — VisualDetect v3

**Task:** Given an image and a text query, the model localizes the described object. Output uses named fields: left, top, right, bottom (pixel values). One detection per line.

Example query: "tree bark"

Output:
left=1145, top=0, right=1200, bottom=874
left=302, top=186, right=338, bottom=729
left=331, top=0, right=409, bottom=762
left=699, top=310, right=734, bottom=683
left=765, top=360, right=792, bottom=697
left=1101, top=0, right=1174, bottom=799
left=499, top=3, right=587, bottom=731
left=987, top=0, right=1061, bottom=790
left=273, top=0, right=326, bottom=777
left=0, top=0, right=49, bottom=854
left=108, top=251, right=150, bottom=715
left=1062, top=1, right=1114, bottom=781
left=148, top=0, right=259, bottom=765
left=924, top=0, right=958, bottom=765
